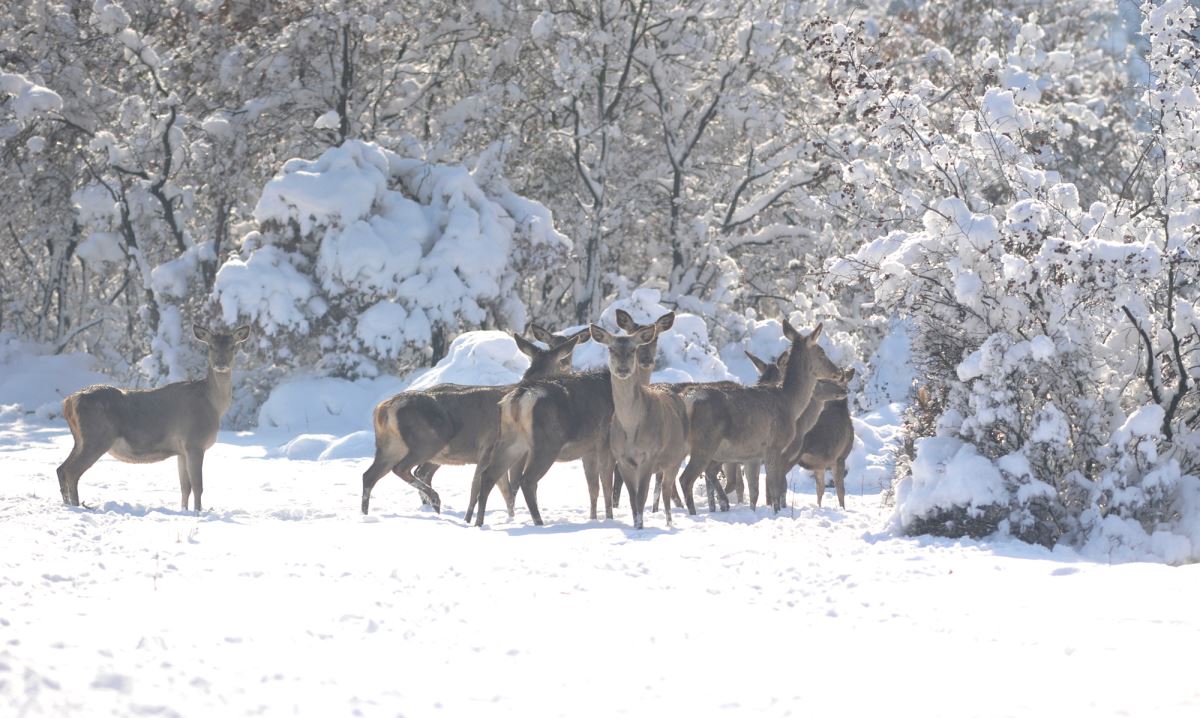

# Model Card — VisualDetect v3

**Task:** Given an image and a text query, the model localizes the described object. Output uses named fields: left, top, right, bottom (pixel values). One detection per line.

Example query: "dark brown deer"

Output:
left=674, top=321, right=841, bottom=514
left=56, top=324, right=252, bottom=512
left=591, top=316, right=690, bottom=528
left=720, top=349, right=789, bottom=507
left=360, top=327, right=584, bottom=515
left=793, top=369, right=857, bottom=508
left=467, top=312, right=674, bottom=526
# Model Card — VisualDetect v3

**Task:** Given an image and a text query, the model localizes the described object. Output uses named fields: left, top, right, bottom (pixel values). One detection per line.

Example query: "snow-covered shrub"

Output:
left=212, top=140, right=570, bottom=382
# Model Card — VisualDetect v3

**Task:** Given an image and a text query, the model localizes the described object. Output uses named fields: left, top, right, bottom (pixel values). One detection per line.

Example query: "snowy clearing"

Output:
left=2, top=421, right=1197, bottom=717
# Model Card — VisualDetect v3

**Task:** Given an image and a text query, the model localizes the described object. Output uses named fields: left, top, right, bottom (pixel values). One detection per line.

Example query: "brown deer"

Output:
left=467, top=312, right=674, bottom=527
left=792, top=369, right=857, bottom=508
left=590, top=315, right=690, bottom=529
left=360, top=327, right=585, bottom=515
left=674, top=321, right=841, bottom=514
left=56, top=324, right=252, bottom=512
left=719, top=349, right=789, bottom=507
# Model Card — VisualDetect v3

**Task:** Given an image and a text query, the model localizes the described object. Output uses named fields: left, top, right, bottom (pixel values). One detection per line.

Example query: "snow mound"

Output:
left=893, top=437, right=1009, bottom=530
left=0, top=332, right=111, bottom=419
left=257, top=375, right=406, bottom=436
left=406, top=331, right=531, bottom=391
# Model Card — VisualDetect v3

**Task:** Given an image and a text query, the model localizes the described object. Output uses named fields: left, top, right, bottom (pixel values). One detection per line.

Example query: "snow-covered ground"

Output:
left=3, top=418, right=1198, bottom=717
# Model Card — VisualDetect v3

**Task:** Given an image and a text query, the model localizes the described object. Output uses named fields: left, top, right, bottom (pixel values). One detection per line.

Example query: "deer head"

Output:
left=614, top=309, right=674, bottom=371
left=513, top=327, right=585, bottom=377
left=590, top=323, right=659, bottom=380
left=193, top=324, right=251, bottom=374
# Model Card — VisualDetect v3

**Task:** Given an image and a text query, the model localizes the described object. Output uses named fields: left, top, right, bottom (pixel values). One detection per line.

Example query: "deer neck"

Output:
left=610, top=371, right=651, bottom=432
left=204, top=365, right=235, bottom=417
left=781, top=345, right=819, bottom=421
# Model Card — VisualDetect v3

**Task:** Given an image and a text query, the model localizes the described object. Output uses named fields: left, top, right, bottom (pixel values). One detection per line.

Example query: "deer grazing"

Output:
left=361, top=327, right=584, bottom=515
left=674, top=321, right=842, bottom=514
left=590, top=314, right=690, bottom=529
left=56, top=324, right=252, bottom=512
left=468, top=311, right=674, bottom=527
left=791, top=369, right=857, bottom=508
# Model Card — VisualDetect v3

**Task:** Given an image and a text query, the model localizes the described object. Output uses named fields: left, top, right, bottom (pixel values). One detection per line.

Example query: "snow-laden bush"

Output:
left=825, top=1, right=1199, bottom=560
left=212, top=140, right=570, bottom=381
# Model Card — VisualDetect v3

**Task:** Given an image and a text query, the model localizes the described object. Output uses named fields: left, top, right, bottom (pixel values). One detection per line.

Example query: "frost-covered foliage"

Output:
left=212, top=140, right=569, bottom=380
left=819, top=0, right=1200, bottom=557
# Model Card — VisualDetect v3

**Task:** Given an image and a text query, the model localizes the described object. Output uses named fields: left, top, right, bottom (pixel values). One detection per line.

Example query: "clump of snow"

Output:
left=75, top=231, right=125, bottom=266
left=894, top=436, right=1009, bottom=530
left=253, top=141, right=390, bottom=236
left=0, top=72, right=64, bottom=121
left=213, top=245, right=317, bottom=335
left=257, top=375, right=406, bottom=436
left=406, top=330, right=531, bottom=391
left=314, top=110, right=340, bottom=130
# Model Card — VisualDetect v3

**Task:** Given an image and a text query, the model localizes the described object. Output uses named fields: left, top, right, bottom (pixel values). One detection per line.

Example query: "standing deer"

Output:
left=590, top=315, right=690, bottom=529
left=361, top=327, right=584, bottom=515
left=468, top=312, right=674, bottom=527
left=720, top=349, right=789, bottom=507
left=674, top=321, right=841, bottom=514
left=56, top=324, right=252, bottom=512
left=792, top=369, right=857, bottom=508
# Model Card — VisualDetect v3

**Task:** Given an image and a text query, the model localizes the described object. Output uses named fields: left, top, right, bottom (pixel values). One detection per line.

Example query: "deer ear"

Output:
left=807, top=322, right=824, bottom=344
left=843, top=367, right=856, bottom=383
left=233, top=325, right=251, bottom=343
left=589, top=324, right=613, bottom=345
left=528, top=323, right=556, bottom=345
left=513, top=333, right=539, bottom=357
left=775, top=348, right=790, bottom=375
left=655, top=312, right=675, bottom=332
left=745, top=351, right=768, bottom=374
left=615, top=309, right=637, bottom=333
left=782, top=318, right=800, bottom=342
left=633, top=324, right=659, bottom=346
left=193, top=325, right=212, bottom=344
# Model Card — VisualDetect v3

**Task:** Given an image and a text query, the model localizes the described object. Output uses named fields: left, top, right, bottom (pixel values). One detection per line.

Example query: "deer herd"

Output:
left=55, top=312, right=857, bottom=529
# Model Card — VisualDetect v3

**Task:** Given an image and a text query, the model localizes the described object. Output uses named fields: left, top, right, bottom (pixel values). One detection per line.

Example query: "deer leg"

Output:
left=393, top=463, right=441, bottom=513
left=705, top=463, right=730, bottom=512
left=745, top=462, right=761, bottom=510
left=513, top=442, right=559, bottom=527
left=809, top=459, right=826, bottom=508
left=361, top=449, right=398, bottom=515
left=582, top=453, right=600, bottom=520
left=675, top=455, right=712, bottom=516
left=502, top=469, right=518, bottom=518
left=58, top=437, right=110, bottom=507
left=834, top=459, right=847, bottom=509
left=177, top=455, right=192, bottom=511
left=599, top=453, right=615, bottom=520
left=471, top=442, right=525, bottom=527
left=185, top=449, right=205, bottom=513
left=612, top=473, right=623, bottom=509
left=722, top=463, right=744, bottom=505
left=764, top=458, right=787, bottom=514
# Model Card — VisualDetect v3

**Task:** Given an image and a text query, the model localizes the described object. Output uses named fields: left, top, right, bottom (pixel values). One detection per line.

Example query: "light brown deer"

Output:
left=792, top=370, right=857, bottom=508
left=361, top=327, right=584, bottom=515
left=468, top=312, right=674, bottom=526
left=674, top=321, right=841, bottom=514
left=56, top=324, right=252, bottom=512
left=590, top=315, right=690, bottom=529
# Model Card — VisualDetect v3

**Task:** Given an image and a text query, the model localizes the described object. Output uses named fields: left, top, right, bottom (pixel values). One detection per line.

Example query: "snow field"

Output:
left=2, top=423, right=1198, bottom=717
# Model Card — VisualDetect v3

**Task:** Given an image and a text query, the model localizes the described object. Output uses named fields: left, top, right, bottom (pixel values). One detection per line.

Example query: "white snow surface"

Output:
left=3, top=420, right=1198, bottom=717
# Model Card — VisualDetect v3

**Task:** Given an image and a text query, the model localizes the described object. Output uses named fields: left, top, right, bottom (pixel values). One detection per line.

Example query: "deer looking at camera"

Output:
left=674, top=321, right=842, bottom=514
left=361, top=326, right=585, bottom=515
left=591, top=314, right=690, bottom=529
left=56, top=324, right=252, bottom=512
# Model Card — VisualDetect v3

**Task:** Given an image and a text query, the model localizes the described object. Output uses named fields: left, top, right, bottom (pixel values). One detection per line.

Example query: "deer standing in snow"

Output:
left=789, top=369, right=857, bottom=508
left=674, top=321, right=842, bottom=513
left=56, top=324, right=252, bottom=512
left=361, top=327, right=585, bottom=515
left=591, top=314, right=690, bottom=528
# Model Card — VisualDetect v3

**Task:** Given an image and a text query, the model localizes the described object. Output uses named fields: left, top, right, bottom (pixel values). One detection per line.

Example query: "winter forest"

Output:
left=2, top=0, right=1200, bottom=713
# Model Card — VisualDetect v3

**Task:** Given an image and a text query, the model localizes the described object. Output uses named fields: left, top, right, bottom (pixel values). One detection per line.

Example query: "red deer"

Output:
left=360, top=327, right=584, bottom=515
left=792, top=369, right=857, bottom=508
left=590, top=316, right=690, bottom=528
left=674, top=321, right=841, bottom=514
left=56, top=324, right=252, bottom=512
